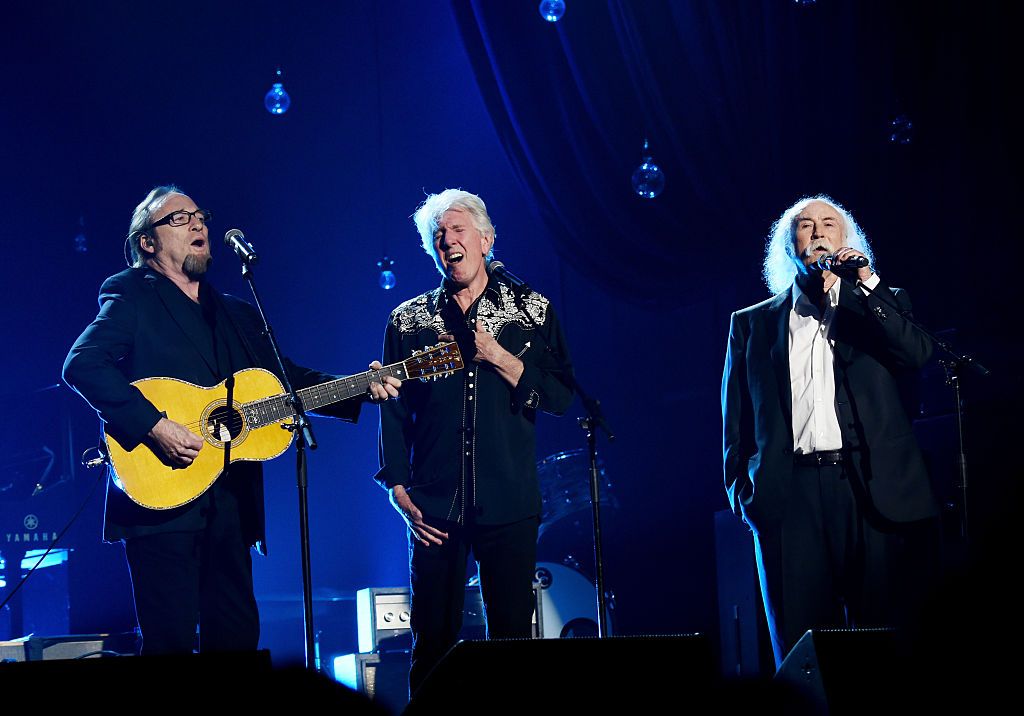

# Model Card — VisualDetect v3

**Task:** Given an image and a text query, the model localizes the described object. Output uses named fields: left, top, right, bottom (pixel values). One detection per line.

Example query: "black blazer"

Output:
left=63, top=267, right=360, bottom=548
left=722, top=278, right=938, bottom=530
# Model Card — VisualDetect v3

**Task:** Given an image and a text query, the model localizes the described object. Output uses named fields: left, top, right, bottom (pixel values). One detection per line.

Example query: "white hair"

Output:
left=413, top=189, right=495, bottom=274
left=762, top=194, right=874, bottom=295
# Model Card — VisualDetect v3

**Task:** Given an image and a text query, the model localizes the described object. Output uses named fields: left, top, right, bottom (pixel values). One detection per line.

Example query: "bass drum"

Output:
left=533, top=562, right=613, bottom=638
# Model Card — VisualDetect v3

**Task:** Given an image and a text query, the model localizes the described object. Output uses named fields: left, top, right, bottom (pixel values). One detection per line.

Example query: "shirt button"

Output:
left=465, top=451, right=471, bottom=456
left=468, top=371, right=474, bottom=377
left=468, top=395, right=473, bottom=400
left=469, top=383, right=474, bottom=388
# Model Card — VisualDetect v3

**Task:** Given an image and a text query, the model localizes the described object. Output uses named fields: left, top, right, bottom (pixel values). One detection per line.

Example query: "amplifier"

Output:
left=332, top=651, right=409, bottom=713
left=356, top=585, right=543, bottom=653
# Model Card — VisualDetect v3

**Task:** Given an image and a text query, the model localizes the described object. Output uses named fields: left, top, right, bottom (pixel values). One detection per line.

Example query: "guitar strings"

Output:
left=175, top=370, right=397, bottom=434
left=168, top=350, right=460, bottom=436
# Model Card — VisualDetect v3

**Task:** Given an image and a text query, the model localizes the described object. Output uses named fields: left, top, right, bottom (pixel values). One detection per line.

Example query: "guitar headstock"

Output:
left=405, top=341, right=465, bottom=382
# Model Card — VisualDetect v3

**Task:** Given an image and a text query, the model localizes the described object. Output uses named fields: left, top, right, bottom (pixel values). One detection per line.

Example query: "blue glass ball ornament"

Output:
left=377, top=256, right=397, bottom=290
left=889, top=114, right=913, bottom=145
left=264, top=82, right=291, bottom=115
left=631, top=139, right=665, bottom=199
left=539, top=0, right=566, bottom=23
left=74, top=216, right=87, bottom=253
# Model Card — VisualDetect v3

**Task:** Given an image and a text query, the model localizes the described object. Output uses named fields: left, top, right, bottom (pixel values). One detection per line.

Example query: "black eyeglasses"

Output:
left=148, top=208, right=212, bottom=230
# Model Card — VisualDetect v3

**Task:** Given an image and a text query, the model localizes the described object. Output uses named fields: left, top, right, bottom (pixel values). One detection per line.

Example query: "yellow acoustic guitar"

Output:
left=104, top=342, right=463, bottom=510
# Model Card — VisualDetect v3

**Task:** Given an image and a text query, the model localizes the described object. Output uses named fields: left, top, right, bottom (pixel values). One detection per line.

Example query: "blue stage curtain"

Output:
left=451, top=1, right=907, bottom=305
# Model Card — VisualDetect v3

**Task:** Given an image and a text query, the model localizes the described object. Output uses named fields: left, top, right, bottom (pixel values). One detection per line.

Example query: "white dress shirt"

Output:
left=789, top=274, right=880, bottom=454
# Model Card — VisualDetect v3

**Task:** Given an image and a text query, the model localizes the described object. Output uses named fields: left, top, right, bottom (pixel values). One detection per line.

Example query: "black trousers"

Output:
left=408, top=515, right=539, bottom=696
left=752, top=462, right=941, bottom=668
left=123, top=482, right=260, bottom=655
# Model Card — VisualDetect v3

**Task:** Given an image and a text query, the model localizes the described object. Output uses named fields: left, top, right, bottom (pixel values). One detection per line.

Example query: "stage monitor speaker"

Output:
left=774, top=628, right=898, bottom=715
left=405, top=634, right=712, bottom=714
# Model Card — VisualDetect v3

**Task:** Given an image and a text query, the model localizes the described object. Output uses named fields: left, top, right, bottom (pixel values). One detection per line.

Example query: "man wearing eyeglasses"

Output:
left=63, top=185, right=401, bottom=655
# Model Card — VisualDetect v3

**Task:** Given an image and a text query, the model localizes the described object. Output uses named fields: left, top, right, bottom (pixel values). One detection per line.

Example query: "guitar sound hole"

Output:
left=206, top=405, right=244, bottom=443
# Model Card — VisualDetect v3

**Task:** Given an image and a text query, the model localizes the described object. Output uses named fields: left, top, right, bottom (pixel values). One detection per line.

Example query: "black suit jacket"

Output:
left=63, top=267, right=360, bottom=548
left=722, top=278, right=938, bottom=530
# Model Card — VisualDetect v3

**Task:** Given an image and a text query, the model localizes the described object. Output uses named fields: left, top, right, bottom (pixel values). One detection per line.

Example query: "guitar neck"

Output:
left=246, top=362, right=408, bottom=427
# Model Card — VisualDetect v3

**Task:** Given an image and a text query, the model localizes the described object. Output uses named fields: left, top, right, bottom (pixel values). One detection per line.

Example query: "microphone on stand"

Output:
left=224, top=228, right=259, bottom=266
left=487, top=260, right=531, bottom=294
left=815, top=253, right=869, bottom=273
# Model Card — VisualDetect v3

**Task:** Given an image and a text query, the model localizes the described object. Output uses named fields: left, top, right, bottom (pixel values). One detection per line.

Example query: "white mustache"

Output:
left=803, top=239, right=834, bottom=258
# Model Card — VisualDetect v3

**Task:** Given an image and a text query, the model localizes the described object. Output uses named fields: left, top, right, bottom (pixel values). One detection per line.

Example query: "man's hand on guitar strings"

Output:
left=148, top=417, right=204, bottom=467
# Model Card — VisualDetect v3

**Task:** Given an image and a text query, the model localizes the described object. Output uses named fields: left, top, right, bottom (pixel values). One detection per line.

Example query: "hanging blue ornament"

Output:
left=74, top=215, right=87, bottom=253
left=539, top=0, right=566, bottom=23
left=264, top=68, right=291, bottom=115
left=631, top=138, right=665, bottom=199
left=889, top=114, right=914, bottom=145
left=377, top=256, right=396, bottom=290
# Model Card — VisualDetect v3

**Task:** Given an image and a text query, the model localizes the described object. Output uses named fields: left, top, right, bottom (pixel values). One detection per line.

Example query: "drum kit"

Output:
left=532, top=448, right=618, bottom=637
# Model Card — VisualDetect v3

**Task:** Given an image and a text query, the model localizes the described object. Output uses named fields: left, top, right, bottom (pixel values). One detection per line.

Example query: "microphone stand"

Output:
left=574, top=381, right=615, bottom=638
left=842, top=274, right=989, bottom=545
left=237, top=258, right=320, bottom=669
left=503, top=280, right=616, bottom=638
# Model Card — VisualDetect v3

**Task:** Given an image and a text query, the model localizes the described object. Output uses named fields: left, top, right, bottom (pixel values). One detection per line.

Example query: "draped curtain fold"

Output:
left=451, top=1, right=897, bottom=306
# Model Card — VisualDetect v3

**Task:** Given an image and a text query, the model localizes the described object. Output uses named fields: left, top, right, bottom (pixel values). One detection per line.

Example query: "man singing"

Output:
left=63, top=185, right=400, bottom=655
left=375, top=189, right=574, bottom=695
left=721, top=195, right=940, bottom=667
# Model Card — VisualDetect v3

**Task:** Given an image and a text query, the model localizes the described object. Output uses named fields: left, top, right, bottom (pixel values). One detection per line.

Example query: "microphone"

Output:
left=487, top=260, right=531, bottom=294
left=815, top=253, right=869, bottom=273
left=224, top=228, right=259, bottom=265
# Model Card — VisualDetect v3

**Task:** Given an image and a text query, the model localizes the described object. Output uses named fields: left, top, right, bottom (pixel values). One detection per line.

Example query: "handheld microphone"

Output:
left=816, top=253, right=869, bottom=273
left=487, top=260, right=531, bottom=294
left=224, top=229, right=259, bottom=265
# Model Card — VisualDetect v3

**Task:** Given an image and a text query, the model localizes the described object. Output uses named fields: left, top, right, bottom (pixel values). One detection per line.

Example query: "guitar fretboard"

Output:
left=243, top=364, right=407, bottom=428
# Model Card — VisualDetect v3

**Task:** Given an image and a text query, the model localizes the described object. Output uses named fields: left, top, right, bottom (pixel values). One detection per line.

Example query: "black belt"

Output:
left=794, top=450, right=844, bottom=467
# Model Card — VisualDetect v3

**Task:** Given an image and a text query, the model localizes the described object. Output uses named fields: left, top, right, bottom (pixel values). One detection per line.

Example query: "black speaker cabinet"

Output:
left=405, top=634, right=712, bottom=714
left=774, top=628, right=899, bottom=715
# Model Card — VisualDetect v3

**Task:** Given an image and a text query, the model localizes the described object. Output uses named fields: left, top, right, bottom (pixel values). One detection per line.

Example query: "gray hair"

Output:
left=413, top=189, right=495, bottom=274
left=126, top=185, right=182, bottom=267
left=762, top=194, right=874, bottom=295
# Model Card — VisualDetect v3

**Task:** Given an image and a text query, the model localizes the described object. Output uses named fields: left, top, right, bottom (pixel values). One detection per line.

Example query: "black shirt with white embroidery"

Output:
left=375, top=276, right=574, bottom=526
